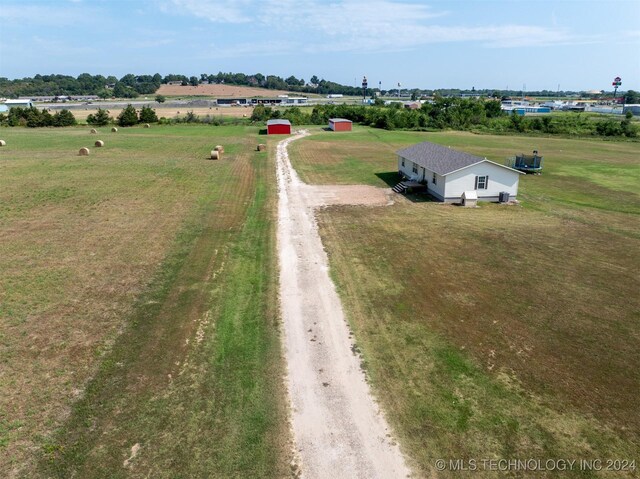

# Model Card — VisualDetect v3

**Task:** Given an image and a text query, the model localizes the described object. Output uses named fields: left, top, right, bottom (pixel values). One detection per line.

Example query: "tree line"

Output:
left=0, top=107, right=77, bottom=127
left=1, top=98, right=636, bottom=138
left=249, top=98, right=638, bottom=138
left=0, top=72, right=367, bottom=98
left=5, top=72, right=638, bottom=101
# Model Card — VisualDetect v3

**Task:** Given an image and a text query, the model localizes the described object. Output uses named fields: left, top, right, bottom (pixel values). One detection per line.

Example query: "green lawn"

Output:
left=0, top=125, right=288, bottom=478
left=292, top=128, right=640, bottom=477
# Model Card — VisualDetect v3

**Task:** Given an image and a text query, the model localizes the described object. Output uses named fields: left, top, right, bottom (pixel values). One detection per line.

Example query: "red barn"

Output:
left=328, top=118, right=352, bottom=131
left=267, top=119, right=291, bottom=135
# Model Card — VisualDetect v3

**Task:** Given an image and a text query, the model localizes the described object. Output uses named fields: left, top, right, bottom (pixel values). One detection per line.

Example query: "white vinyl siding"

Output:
left=444, top=161, right=519, bottom=200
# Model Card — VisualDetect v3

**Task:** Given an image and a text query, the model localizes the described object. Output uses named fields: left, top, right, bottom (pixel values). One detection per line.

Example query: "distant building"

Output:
left=328, top=118, right=352, bottom=131
left=283, top=97, right=308, bottom=105
left=251, top=97, right=307, bottom=105
left=395, top=141, right=522, bottom=202
left=623, top=104, right=640, bottom=116
left=217, top=98, right=249, bottom=105
left=4, top=99, right=33, bottom=109
left=501, top=100, right=550, bottom=115
left=267, top=119, right=291, bottom=135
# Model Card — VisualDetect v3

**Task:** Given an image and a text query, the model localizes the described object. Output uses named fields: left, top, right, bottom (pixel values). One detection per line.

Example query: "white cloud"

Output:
left=167, top=0, right=253, bottom=23
left=0, top=4, right=97, bottom=25
left=166, top=0, right=592, bottom=54
left=203, top=40, right=295, bottom=58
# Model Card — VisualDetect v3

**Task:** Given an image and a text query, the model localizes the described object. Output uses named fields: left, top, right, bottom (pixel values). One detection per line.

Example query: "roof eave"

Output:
left=443, top=159, right=525, bottom=176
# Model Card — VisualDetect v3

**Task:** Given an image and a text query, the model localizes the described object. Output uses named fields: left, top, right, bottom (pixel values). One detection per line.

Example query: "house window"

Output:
left=432, top=172, right=437, bottom=185
left=412, top=163, right=418, bottom=174
left=475, top=175, right=489, bottom=189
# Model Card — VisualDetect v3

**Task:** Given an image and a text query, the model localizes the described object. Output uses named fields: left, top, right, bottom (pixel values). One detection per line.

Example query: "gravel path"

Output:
left=277, top=131, right=410, bottom=479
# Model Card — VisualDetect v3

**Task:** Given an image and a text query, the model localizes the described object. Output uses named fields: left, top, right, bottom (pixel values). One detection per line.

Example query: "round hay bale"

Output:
left=144, top=123, right=150, bottom=128
left=210, top=150, right=220, bottom=160
left=214, top=145, right=223, bottom=151
left=243, top=114, right=247, bottom=118
left=79, top=147, right=90, bottom=156
left=257, top=144, right=266, bottom=152
left=95, top=140, right=104, bottom=147
left=90, top=128, right=97, bottom=134
left=0, top=140, right=6, bottom=147
left=111, top=127, right=118, bottom=133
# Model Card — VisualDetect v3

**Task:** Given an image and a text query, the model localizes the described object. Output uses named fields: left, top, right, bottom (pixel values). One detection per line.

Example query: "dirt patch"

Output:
left=303, top=184, right=393, bottom=207
left=157, top=83, right=293, bottom=98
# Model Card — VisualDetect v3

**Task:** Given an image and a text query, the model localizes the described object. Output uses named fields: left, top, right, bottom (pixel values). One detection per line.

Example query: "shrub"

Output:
left=87, top=108, right=112, bottom=126
left=53, top=109, right=77, bottom=127
left=139, top=106, right=158, bottom=124
left=117, top=105, right=139, bottom=127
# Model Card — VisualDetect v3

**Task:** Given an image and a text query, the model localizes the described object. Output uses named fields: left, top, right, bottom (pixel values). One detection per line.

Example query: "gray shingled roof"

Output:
left=396, top=141, right=485, bottom=175
left=267, top=119, right=291, bottom=126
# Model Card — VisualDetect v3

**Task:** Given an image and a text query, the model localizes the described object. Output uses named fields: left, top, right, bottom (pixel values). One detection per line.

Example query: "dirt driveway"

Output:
left=276, top=131, right=410, bottom=478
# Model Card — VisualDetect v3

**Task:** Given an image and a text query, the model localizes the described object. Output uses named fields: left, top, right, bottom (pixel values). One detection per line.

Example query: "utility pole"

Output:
left=362, top=76, right=368, bottom=102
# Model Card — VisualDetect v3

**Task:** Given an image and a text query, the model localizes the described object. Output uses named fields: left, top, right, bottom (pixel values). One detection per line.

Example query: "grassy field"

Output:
left=0, top=125, right=289, bottom=477
left=65, top=105, right=254, bottom=122
left=292, top=128, right=640, bottom=477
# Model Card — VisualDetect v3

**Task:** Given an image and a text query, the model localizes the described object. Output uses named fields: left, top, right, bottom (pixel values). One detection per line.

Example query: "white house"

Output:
left=396, top=141, right=522, bottom=202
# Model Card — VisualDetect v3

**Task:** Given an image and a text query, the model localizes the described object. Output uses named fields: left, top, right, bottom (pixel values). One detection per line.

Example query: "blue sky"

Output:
left=1, top=0, right=639, bottom=91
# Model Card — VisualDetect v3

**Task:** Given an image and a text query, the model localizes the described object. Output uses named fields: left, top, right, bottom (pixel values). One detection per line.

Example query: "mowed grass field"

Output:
left=0, top=125, right=288, bottom=477
left=292, top=128, right=640, bottom=477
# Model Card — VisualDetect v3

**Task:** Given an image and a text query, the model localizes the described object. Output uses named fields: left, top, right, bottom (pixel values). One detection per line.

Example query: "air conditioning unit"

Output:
left=499, top=191, right=510, bottom=203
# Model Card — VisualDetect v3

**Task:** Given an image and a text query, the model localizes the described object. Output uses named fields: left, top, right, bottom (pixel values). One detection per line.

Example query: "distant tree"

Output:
left=184, top=111, right=198, bottom=123
left=251, top=104, right=269, bottom=122
left=509, top=110, right=526, bottom=132
left=484, top=100, right=503, bottom=118
left=97, top=89, right=111, bottom=99
left=119, top=73, right=137, bottom=87
left=285, top=75, right=300, bottom=86
left=189, top=76, right=199, bottom=86
left=620, top=110, right=637, bottom=137
left=113, top=82, right=138, bottom=98
left=87, top=108, right=112, bottom=126
left=310, top=75, right=320, bottom=85
left=155, top=94, right=166, bottom=103
left=117, top=105, right=138, bottom=126
left=26, top=107, right=53, bottom=127
left=623, top=90, right=640, bottom=104
left=53, top=109, right=77, bottom=126
left=139, top=106, right=158, bottom=123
